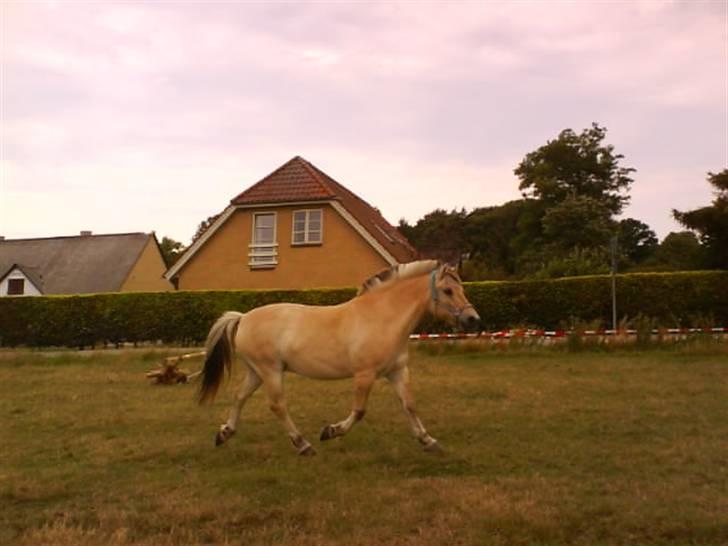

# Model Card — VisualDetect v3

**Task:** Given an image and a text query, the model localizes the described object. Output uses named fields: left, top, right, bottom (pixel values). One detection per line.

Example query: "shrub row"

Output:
left=0, top=271, right=726, bottom=348
left=463, top=270, right=728, bottom=332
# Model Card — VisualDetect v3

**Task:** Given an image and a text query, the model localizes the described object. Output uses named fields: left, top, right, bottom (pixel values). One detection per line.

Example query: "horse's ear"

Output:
left=439, top=262, right=459, bottom=280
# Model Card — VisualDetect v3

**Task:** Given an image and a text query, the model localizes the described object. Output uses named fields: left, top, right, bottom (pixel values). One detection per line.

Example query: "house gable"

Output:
left=166, top=156, right=418, bottom=288
left=0, top=265, right=43, bottom=296
left=175, top=203, right=390, bottom=290
left=120, top=234, right=173, bottom=292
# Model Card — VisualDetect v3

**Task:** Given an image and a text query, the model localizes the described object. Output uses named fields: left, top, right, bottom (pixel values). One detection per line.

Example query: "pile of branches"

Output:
left=145, top=352, right=205, bottom=385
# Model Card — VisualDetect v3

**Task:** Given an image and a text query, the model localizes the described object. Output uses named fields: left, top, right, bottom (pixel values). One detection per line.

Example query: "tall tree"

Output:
left=617, top=218, right=658, bottom=266
left=465, top=200, right=528, bottom=276
left=673, top=169, right=728, bottom=269
left=515, top=123, right=635, bottom=215
left=399, top=209, right=467, bottom=263
left=646, top=232, right=706, bottom=271
left=541, top=195, right=615, bottom=251
left=397, top=218, right=417, bottom=246
left=159, top=236, right=185, bottom=268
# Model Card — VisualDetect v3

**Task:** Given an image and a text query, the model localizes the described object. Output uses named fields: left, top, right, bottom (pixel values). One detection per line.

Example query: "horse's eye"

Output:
left=443, top=288, right=453, bottom=297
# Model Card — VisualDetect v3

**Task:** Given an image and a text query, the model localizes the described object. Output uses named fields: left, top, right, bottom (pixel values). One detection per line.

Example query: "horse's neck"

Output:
left=373, top=274, right=431, bottom=340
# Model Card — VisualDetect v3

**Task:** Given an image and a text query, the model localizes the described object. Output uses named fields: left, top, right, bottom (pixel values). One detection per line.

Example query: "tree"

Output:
left=397, top=218, right=417, bottom=246
left=515, top=123, right=635, bottom=215
left=645, top=232, right=706, bottom=271
left=159, top=236, right=185, bottom=268
left=673, top=169, right=728, bottom=269
left=398, top=209, right=467, bottom=263
left=541, top=195, right=615, bottom=251
left=192, top=213, right=222, bottom=243
left=464, top=200, right=529, bottom=277
left=617, top=218, right=658, bottom=266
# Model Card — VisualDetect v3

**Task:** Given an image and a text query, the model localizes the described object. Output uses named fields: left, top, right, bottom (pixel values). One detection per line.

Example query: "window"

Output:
left=7, top=278, right=25, bottom=295
left=292, top=209, right=323, bottom=245
left=248, top=212, right=278, bottom=268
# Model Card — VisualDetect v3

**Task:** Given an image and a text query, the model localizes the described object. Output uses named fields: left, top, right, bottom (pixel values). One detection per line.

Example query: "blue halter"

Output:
left=430, top=269, right=439, bottom=304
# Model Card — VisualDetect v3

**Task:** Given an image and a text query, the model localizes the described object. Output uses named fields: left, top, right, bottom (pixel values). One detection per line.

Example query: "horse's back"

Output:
left=235, top=301, right=358, bottom=379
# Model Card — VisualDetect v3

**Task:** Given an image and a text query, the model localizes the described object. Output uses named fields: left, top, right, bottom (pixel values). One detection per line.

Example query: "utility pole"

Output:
left=610, top=235, right=618, bottom=331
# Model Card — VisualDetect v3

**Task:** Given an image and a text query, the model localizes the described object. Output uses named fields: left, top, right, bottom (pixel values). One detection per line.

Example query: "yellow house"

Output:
left=0, top=232, right=172, bottom=296
left=166, top=156, right=417, bottom=290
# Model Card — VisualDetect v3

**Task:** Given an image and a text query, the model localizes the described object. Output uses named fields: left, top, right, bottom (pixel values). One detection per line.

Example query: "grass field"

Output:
left=1, top=345, right=727, bottom=545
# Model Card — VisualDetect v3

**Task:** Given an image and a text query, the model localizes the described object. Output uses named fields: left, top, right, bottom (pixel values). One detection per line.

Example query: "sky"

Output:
left=1, top=0, right=726, bottom=245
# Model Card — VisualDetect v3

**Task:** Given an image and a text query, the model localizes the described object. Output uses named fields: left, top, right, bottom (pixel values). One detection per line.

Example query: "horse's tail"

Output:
left=198, top=311, right=243, bottom=405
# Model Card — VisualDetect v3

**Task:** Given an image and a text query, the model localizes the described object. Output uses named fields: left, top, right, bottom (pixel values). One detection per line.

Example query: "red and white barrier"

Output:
left=409, top=327, right=728, bottom=341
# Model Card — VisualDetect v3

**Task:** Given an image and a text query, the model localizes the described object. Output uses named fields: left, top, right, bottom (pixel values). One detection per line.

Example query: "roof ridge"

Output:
left=300, top=160, right=417, bottom=254
left=230, top=156, right=335, bottom=204
left=229, top=158, right=295, bottom=204
left=295, top=156, right=339, bottom=199
left=303, top=159, right=370, bottom=206
left=0, top=232, right=148, bottom=243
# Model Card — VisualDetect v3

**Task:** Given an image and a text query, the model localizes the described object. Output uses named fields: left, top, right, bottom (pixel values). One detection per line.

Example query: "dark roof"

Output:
left=231, top=156, right=417, bottom=263
left=0, top=232, right=152, bottom=295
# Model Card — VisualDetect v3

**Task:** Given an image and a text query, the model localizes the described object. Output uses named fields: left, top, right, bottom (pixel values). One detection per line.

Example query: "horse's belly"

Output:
left=285, top=359, right=352, bottom=380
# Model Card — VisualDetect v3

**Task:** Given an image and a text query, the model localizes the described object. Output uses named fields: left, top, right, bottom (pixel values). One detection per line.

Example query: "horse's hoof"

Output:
left=319, top=425, right=338, bottom=442
left=298, top=444, right=317, bottom=456
left=215, top=426, right=234, bottom=447
left=423, top=440, right=444, bottom=454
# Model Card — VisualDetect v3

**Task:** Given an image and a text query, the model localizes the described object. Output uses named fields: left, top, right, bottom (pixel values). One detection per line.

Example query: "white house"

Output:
left=0, top=264, right=43, bottom=296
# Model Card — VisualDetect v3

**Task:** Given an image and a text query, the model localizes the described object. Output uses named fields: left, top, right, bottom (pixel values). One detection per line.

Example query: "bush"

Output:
left=0, top=271, right=725, bottom=348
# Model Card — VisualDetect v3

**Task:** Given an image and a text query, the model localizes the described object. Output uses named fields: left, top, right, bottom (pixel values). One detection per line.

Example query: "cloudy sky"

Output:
left=1, top=0, right=726, bottom=244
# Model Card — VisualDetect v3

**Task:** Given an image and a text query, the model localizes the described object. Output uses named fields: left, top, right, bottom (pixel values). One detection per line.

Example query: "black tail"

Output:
left=198, top=312, right=242, bottom=404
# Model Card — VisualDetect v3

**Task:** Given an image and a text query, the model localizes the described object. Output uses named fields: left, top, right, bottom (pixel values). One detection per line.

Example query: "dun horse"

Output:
left=198, top=260, right=480, bottom=455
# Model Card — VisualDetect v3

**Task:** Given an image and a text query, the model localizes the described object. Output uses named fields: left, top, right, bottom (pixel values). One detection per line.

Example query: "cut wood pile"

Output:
left=145, top=352, right=205, bottom=385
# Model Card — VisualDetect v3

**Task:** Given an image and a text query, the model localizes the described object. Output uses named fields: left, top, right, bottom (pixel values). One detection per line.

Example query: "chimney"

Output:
left=80, top=230, right=92, bottom=237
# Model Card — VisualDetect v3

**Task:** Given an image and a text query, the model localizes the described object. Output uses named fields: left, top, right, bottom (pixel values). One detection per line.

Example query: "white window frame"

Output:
left=291, top=208, right=323, bottom=246
left=248, top=211, right=278, bottom=268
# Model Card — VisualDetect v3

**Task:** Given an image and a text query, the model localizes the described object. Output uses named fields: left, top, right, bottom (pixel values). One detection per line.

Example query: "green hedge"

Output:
left=0, top=271, right=726, bottom=348
left=462, top=270, right=728, bottom=332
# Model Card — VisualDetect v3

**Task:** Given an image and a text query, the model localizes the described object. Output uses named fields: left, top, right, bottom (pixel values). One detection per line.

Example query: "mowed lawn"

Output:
left=1, top=346, right=727, bottom=545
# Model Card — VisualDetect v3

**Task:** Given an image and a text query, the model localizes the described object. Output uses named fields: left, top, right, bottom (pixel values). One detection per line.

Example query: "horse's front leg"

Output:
left=386, top=366, right=442, bottom=453
left=320, top=371, right=375, bottom=442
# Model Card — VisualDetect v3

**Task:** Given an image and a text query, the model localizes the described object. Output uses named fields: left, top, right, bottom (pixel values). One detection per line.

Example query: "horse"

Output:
left=197, top=260, right=481, bottom=455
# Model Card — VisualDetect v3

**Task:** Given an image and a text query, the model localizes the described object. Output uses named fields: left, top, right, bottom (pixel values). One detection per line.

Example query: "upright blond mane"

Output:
left=357, top=260, right=439, bottom=296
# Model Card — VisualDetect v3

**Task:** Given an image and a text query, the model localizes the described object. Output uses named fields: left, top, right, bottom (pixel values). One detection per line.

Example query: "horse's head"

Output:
left=429, top=264, right=481, bottom=331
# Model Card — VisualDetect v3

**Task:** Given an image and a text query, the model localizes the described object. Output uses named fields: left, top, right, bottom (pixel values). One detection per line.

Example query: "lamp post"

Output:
left=610, top=235, right=618, bottom=332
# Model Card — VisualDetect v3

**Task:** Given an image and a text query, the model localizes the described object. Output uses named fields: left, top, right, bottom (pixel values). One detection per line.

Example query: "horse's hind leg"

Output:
left=320, top=371, right=375, bottom=442
left=260, top=369, right=315, bottom=456
left=386, top=366, right=441, bottom=453
left=216, top=366, right=262, bottom=446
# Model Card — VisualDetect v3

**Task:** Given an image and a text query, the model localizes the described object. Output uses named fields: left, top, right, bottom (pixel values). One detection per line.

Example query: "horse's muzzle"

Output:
left=459, top=311, right=481, bottom=332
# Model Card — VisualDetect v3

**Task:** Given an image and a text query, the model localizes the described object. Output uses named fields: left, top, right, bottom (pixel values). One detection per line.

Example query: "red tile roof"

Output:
left=231, top=156, right=417, bottom=263
left=231, top=156, right=335, bottom=204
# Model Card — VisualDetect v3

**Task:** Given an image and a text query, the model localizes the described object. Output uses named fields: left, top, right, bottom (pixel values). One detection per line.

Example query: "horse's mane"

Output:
left=357, top=260, right=440, bottom=296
